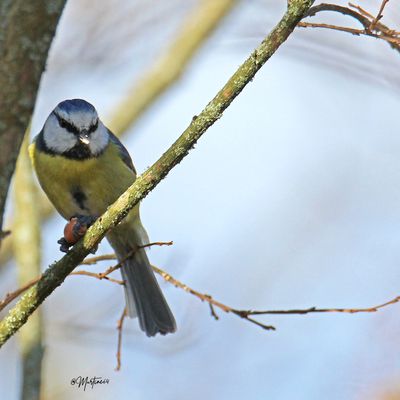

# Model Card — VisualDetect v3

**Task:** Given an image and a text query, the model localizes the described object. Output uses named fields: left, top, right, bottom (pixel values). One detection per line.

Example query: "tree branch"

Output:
left=0, top=0, right=66, bottom=239
left=0, top=0, right=315, bottom=348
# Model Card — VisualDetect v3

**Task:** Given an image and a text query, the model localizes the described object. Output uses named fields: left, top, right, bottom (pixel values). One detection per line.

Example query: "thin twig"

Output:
left=205, top=295, right=220, bottom=320
left=2, top=257, right=400, bottom=332
left=115, top=307, right=127, bottom=372
left=151, top=265, right=400, bottom=329
left=247, top=296, right=400, bottom=315
left=348, top=3, right=374, bottom=19
left=0, top=271, right=123, bottom=313
left=298, top=22, right=400, bottom=46
left=302, top=2, right=400, bottom=52
left=0, top=241, right=172, bottom=312
left=82, top=241, right=173, bottom=280
left=0, top=276, right=42, bottom=313
left=80, top=254, right=116, bottom=265
left=298, top=22, right=364, bottom=36
left=69, top=271, right=124, bottom=285
left=152, top=265, right=276, bottom=331
left=369, top=0, right=390, bottom=31
left=81, top=241, right=173, bottom=265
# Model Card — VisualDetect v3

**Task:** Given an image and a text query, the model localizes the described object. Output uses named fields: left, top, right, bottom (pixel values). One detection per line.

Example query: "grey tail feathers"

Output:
left=107, top=226, right=176, bottom=337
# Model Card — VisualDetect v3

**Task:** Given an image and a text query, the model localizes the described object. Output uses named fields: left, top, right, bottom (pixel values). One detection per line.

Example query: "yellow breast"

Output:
left=29, top=141, right=136, bottom=220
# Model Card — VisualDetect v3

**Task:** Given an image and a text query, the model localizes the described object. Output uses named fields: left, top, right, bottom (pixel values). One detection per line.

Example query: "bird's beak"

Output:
left=79, top=130, right=90, bottom=145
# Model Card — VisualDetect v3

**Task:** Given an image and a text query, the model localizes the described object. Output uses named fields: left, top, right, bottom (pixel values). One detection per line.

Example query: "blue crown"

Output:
left=55, top=99, right=96, bottom=115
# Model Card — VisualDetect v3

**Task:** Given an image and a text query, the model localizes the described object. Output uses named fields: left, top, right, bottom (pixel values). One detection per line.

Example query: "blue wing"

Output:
left=107, top=129, right=136, bottom=175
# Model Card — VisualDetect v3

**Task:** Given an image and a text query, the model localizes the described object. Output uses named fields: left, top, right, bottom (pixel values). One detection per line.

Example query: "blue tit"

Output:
left=29, top=98, right=176, bottom=337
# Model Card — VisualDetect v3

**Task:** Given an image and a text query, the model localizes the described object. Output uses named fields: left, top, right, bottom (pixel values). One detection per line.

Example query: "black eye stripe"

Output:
left=55, top=113, right=98, bottom=135
left=55, top=113, right=79, bottom=134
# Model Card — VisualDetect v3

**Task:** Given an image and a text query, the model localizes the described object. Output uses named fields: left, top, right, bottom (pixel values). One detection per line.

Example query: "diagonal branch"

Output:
left=0, top=0, right=315, bottom=348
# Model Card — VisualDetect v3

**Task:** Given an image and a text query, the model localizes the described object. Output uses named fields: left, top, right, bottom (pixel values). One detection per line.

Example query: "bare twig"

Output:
left=0, top=241, right=172, bottom=312
left=247, top=296, right=400, bottom=315
left=298, top=22, right=400, bottom=46
left=80, top=254, right=117, bottom=265
left=2, top=256, right=400, bottom=333
left=152, top=265, right=274, bottom=331
left=206, top=296, right=220, bottom=320
left=69, top=271, right=124, bottom=285
left=0, top=276, right=42, bottom=313
left=369, top=0, right=390, bottom=31
left=81, top=241, right=172, bottom=265
left=81, top=241, right=173, bottom=279
left=115, top=307, right=127, bottom=371
left=152, top=264, right=400, bottom=327
left=301, top=2, right=400, bottom=52
left=0, top=271, right=122, bottom=314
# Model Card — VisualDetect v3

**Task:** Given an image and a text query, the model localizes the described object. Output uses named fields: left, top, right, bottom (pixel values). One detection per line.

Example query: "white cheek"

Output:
left=89, top=123, right=109, bottom=155
left=43, top=117, right=77, bottom=152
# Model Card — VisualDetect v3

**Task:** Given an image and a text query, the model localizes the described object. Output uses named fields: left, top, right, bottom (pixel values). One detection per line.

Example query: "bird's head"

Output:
left=42, top=99, right=109, bottom=157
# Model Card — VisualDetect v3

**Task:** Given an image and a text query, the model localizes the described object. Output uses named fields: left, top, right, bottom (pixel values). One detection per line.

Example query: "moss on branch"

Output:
left=0, top=0, right=314, bottom=347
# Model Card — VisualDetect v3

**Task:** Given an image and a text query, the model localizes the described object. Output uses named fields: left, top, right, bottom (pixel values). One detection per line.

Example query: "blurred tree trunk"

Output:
left=0, top=0, right=66, bottom=243
left=13, top=133, right=43, bottom=400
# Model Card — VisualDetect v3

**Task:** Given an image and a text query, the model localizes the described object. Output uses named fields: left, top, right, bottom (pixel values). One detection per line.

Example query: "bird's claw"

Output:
left=58, top=215, right=98, bottom=253
left=57, top=237, right=71, bottom=253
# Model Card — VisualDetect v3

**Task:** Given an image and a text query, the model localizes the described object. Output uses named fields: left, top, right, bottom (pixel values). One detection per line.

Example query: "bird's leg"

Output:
left=58, top=215, right=98, bottom=253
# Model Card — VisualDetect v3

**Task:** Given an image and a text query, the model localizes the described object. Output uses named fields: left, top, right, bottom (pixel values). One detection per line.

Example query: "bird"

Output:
left=29, top=98, right=176, bottom=337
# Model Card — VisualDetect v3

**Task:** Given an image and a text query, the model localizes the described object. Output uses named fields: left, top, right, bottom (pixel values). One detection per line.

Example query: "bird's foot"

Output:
left=57, top=237, right=71, bottom=253
left=58, top=215, right=98, bottom=253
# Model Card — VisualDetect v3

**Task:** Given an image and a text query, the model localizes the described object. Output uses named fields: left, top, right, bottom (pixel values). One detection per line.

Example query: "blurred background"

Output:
left=1, top=0, right=400, bottom=399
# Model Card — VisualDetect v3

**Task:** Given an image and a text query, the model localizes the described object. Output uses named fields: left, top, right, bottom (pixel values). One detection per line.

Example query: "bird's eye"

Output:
left=59, top=119, right=68, bottom=129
